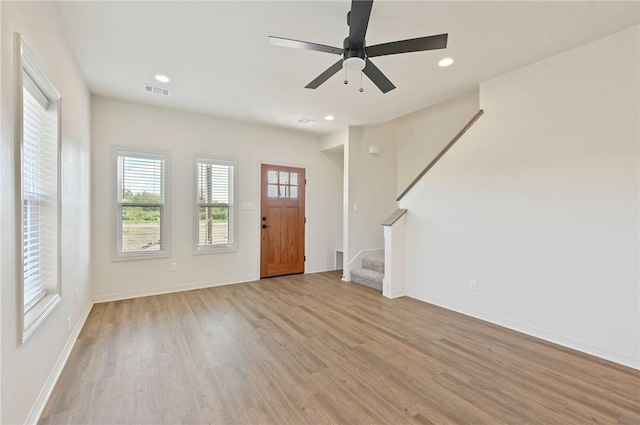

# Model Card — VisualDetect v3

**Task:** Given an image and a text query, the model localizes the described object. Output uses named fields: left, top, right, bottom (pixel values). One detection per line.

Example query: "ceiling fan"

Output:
left=268, top=0, right=448, bottom=94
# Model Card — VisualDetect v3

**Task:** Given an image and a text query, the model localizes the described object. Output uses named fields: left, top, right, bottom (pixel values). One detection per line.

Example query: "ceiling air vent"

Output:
left=143, top=84, right=171, bottom=97
left=297, top=118, right=317, bottom=125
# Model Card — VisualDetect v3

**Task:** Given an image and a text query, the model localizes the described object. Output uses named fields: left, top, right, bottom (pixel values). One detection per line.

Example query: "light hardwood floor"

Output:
left=40, top=271, right=640, bottom=424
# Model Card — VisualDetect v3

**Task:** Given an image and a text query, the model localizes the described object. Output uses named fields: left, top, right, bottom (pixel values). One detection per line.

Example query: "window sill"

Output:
left=112, top=251, right=169, bottom=262
left=23, top=292, right=61, bottom=343
left=194, top=246, right=238, bottom=255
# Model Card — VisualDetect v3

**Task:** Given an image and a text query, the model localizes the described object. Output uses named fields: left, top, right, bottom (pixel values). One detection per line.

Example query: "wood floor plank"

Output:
left=39, top=271, right=640, bottom=424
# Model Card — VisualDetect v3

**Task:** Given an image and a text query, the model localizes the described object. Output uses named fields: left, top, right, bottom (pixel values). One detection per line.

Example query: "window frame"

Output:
left=15, top=34, right=62, bottom=344
left=193, top=155, right=238, bottom=254
left=113, top=147, right=170, bottom=261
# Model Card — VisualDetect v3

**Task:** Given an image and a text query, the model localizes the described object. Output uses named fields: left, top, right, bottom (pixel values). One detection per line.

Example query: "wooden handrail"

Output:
left=381, top=209, right=407, bottom=226
left=396, top=109, right=484, bottom=202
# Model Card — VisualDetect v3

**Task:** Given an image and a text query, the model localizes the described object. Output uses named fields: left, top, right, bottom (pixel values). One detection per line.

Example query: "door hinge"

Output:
left=304, top=256, right=306, bottom=261
left=305, top=179, right=307, bottom=185
left=304, top=217, right=307, bottom=223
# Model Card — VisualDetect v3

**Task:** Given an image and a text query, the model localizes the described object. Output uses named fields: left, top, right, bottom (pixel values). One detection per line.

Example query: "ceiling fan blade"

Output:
left=305, top=60, right=344, bottom=89
left=363, top=60, right=395, bottom=93
left=348, top=0, right=373, bottom=48
left=268, top=36, right=342, bottom=55
left=366, top=33, right=448, bottom=58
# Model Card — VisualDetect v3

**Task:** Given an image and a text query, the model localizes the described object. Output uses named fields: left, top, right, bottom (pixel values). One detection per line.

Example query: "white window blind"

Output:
left=23, top=71, right=49, bottom=110
left=117, top=151, right=166, bottom=256
left=22, top=74, right=57, bottom=311
left=196, top=158, right=235, bottom=250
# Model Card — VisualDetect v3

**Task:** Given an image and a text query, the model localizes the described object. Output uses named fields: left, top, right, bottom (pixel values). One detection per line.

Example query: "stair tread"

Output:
left=351, top=268, right=383, bottom=280
left=351, top=268, right=383, bottom=291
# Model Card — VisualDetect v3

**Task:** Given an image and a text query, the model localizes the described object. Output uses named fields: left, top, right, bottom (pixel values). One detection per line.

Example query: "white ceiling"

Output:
left=55, top=1, right=639, bottom=135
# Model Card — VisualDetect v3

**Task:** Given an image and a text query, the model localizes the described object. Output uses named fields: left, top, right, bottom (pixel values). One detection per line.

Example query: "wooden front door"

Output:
left=260, top=164, right=305, bottom=278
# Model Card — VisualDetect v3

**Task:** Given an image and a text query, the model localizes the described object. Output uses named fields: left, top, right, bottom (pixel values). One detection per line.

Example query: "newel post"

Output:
left=382, top=209, right=407, bottom=299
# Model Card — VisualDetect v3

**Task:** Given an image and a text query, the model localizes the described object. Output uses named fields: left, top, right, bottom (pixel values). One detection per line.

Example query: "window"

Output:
left=116, top=150, right=167, bottom=259
left=195, top=157, right=236, bottom=252
left=18, top=36, right=62, bottom=342
left=267, top=169, right=300, bottom=199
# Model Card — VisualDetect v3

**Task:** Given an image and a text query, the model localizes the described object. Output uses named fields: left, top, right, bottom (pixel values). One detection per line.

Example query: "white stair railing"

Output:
left=343, top=248, right=384, bottom=281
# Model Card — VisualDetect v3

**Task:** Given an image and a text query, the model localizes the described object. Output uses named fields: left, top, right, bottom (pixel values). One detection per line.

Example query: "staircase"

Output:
left=350, top=255, right=384, bottom=291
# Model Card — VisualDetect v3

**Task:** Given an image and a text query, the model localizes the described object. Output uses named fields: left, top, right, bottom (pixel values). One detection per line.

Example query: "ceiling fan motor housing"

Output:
left=344, top=36, right=365, bottom=52
left=343, top=47, right=366, bottom=60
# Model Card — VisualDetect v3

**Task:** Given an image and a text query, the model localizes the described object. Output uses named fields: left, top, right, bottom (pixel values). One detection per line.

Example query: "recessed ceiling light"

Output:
left=325, top=115, right=335, bottom=121
left=438, top=58, right=454, bottom=67
left=155, top=74, right=170, bottom=83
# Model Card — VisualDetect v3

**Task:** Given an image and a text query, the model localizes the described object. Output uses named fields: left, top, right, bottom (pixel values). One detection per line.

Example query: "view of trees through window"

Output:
left=121, top=207, right=161, bottom=252
left=197, top=160, right=233, bottom=247
left=118, top=153, right=164, bottom=253
left=122, top=190, right=160, bottom=221
left=117, top=154, right=233, bottom=253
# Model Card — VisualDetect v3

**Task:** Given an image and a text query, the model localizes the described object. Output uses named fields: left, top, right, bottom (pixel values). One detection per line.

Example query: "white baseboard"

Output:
left=24, top=301, right=94, bottom=425
left=305, top=267, right=339, bottom=274
left=94, top=268, right=342, bottom=304
left=93, top=275, right=258, bottom=304
left=406, top=291, right=640, bottom=371
left=386, top=290, right=406, bottom=299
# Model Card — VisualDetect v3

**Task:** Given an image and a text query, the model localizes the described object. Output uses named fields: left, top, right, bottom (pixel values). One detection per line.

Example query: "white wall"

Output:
left=321, top=149, right=344, bottom=268
left=396, top=91, right=479, bottom=193
left=343, top=91, right=477, bottom=279
left=319, top=129, right=346, bottom=265
left=400, top=26, right=639, bottom=368
left=345, top=124, right=398, bottom=276
left=320, top=129, right=347, bottom=152
left=0, top=3, right=4, bottom=421
left=91, top=96, right=343, bottom=300
left=0, top=2, right=92, bottom=423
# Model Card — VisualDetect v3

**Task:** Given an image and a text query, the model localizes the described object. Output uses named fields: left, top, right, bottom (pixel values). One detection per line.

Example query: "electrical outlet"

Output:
left=66, top=316, right=71, bottom=334
left=75, top=288, right=79, bottom=303
left=170, top=263, right=177, bottom=272
left=470, top=279, right=477, bottom=291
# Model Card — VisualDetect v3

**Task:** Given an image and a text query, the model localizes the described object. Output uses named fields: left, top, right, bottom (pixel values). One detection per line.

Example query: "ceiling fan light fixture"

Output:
left=438, top=58, right=454, bottom=67
left=343, top=57, right=366, bottom=72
